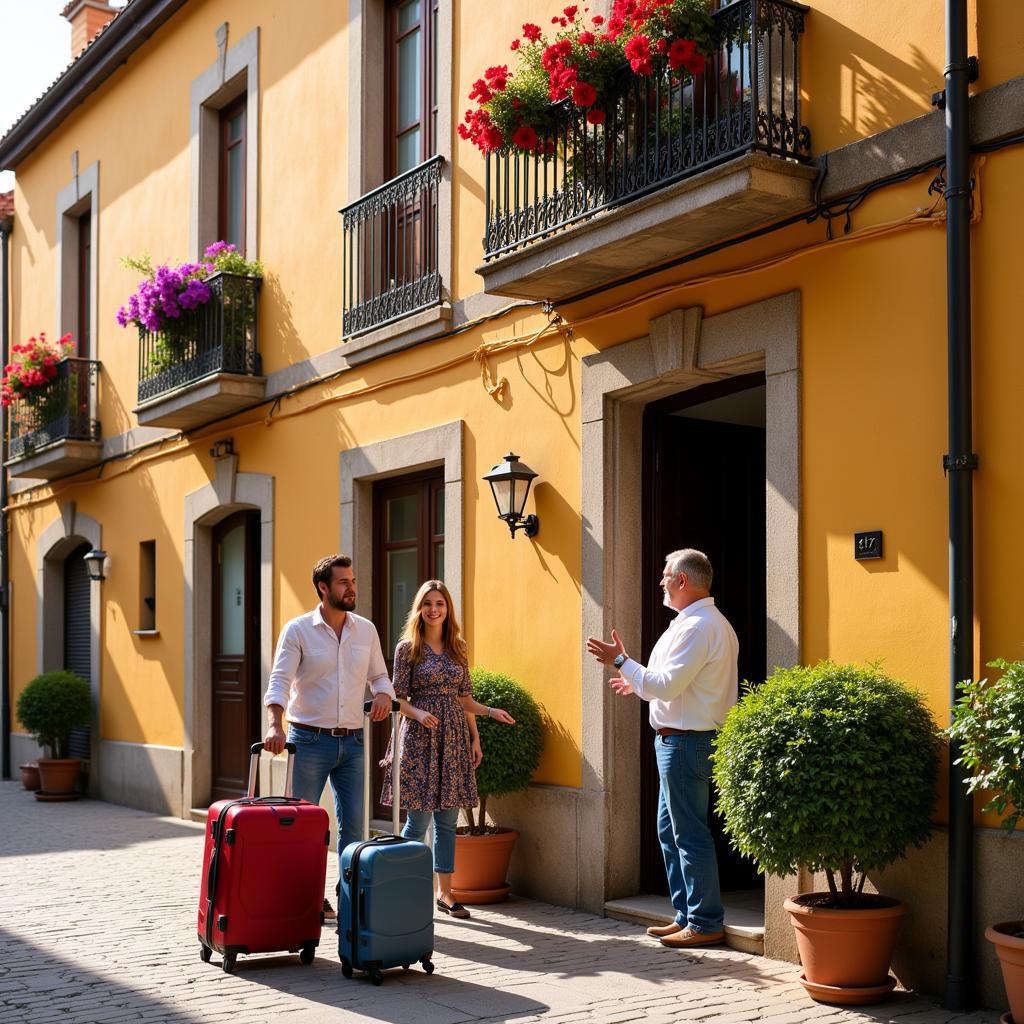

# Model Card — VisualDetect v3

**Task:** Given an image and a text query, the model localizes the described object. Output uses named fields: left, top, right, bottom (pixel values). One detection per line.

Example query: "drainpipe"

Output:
left=0, top=209, right=11, bottom=781
left=942, top=0, right=976, bottom=1011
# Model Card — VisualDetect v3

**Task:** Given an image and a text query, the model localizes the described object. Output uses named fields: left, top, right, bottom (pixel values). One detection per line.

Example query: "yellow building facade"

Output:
left=1, top=0, right=1023, bottom=1006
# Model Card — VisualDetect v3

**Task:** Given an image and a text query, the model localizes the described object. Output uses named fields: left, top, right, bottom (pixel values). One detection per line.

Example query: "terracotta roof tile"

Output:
left=0, top=1, right=128, bottom=154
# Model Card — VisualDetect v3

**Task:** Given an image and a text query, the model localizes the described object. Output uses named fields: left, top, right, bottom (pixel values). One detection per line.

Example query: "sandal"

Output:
left=436, top=897, right=471, bottom=919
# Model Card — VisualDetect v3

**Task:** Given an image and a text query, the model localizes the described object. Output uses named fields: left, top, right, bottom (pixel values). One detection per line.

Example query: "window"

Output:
left=77, top=208, right=92, bottom=357
left=386, top=0, right=438, bottom=177
left=370, top=467, right=444, bottom=817
left=139, top=540, right=156, bottom=632
left=219, top=95, right=247, bottom=254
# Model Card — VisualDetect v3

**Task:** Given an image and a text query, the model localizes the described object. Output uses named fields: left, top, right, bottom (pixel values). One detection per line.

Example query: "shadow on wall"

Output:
left=808, top=13, right=941, bottom=145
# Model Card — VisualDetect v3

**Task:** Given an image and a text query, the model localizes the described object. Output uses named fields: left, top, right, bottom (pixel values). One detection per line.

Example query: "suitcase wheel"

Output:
left=300, top=944, right=315, bottom=966
left=222, top=952, right=237, bottom=974
left=340, top=957, right=353, bottom=980
left=199, top=944, right=212, bottom=964
left=369, top=969, right=384, bottom=986
left=422, top=958, right=434, bottom=975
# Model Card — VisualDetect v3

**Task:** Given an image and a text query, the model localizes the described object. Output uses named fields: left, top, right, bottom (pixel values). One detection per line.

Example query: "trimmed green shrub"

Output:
left=713, top=661, right=940, bottom=906
left=16, top=671, right=91, bottom=759
left=949, top=658, right=1024, bottom=833
left=467, top=668, right=544, bottom=833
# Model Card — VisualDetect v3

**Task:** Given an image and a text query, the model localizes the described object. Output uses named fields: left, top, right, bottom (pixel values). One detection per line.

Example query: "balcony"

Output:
left=5, top=358, right=101, bottom=480
left=477, top=0, right=816, bottom=300
left=133, top=272, right=264, bottom=430
left=341, top=156, right=448, bottom=342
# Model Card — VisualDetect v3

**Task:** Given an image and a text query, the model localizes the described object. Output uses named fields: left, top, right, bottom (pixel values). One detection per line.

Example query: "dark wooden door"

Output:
left=211, top=510, right=260, bottom=802
left=371, top=469, right=445, bottom=820
left=639, top=378, right=766, bottom=894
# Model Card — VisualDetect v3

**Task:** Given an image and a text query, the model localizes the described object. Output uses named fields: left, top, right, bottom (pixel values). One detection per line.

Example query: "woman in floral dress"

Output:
left=381, top=579, right=514, bottom=918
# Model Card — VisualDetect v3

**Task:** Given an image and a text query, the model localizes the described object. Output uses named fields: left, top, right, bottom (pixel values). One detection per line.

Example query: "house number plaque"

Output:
left=854, top=531, right=883, bottom=560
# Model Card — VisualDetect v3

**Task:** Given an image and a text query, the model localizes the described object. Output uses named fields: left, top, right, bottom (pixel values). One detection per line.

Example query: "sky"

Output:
left=0, top=1, right=127, bottom=193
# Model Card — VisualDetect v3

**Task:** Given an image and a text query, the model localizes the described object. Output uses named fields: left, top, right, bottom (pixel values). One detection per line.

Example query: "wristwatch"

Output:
left=613, top=653, right=627, bottom=669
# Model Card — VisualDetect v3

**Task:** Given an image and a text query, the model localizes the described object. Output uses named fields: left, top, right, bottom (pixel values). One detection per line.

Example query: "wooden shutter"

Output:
left=64, top=542, right=92, bottom=683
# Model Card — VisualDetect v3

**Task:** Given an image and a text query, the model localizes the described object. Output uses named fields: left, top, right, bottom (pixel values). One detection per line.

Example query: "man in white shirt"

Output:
left=264, top=554, right=394, bottom=919
left=587, top=548, right=738, bottom=949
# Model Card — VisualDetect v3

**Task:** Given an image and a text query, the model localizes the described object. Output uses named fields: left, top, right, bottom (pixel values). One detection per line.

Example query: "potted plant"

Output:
left=949, top=659, right=1024, bottom=1024
left=451, top=668, right=543, bottom=904
left=16, top=671, right=92, bottom=800
left=714, top=661, right=940, bottom=1005
left=117, top=241, right=263, bottom=379
left=19, top=762, right=41, bottom=791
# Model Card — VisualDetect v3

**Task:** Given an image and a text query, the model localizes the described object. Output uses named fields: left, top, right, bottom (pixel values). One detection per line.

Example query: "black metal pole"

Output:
left=0, top=208, right=12, bottom=781
left=943, top=0, right=975, bottom=1011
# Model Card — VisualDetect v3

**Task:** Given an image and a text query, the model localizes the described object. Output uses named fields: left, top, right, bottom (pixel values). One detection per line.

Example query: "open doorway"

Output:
left=639, top=373, right=766, bottom=898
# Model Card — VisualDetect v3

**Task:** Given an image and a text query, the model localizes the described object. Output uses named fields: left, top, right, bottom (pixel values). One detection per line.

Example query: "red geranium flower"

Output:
left=522, top=22, right=542, bottom=42
left=512, top=125, right=539, bottom=150
left=572, top=81, right=597, bottom=107
left=586, top=108, right=606, bottom=125
left=511, top=38, right=520, bottom=50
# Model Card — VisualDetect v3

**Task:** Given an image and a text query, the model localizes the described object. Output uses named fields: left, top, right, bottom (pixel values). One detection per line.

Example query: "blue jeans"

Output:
left=401, top=808, right=460, bottom=874
left=655, top=731, right=724, bottom=934
left=287, top=725, right=365, bottom=881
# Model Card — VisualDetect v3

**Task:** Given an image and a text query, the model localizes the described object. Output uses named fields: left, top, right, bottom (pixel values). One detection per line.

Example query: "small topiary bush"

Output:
left=713, top=661, right=940, bottom=907
left=949, top=658, right=1024, bottom=834
left=466, top=668, right=543, bottom=833
left=16, top=671, right=91, bottom=759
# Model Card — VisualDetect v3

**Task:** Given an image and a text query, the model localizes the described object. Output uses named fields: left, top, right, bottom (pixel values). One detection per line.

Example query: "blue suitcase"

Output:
left=338, top=700, right=435, bottom=984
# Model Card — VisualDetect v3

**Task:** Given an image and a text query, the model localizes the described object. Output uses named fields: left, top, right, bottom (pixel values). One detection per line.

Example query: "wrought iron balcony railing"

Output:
left=137, top=272, right=261, bottom=404
left=341, top=155, right=444, bottom=337
left=7, top=357, right=100, bottom=460
left=483, top=0, right=811, bottom=261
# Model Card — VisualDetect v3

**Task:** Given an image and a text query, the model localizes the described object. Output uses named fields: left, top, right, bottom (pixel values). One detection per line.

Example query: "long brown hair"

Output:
left=400, top=579, right=467, bottom=667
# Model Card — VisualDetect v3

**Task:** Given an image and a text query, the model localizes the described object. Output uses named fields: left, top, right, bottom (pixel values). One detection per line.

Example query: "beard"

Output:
left=327, top=592, right=356, bottom=612
left=662, top=590, right=674, bottom=609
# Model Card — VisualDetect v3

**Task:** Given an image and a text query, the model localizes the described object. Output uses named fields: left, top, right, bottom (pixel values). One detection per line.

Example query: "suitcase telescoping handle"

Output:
left=362, top=699, right=402, bottom=840
left=247, top=740, right=297, bottom=799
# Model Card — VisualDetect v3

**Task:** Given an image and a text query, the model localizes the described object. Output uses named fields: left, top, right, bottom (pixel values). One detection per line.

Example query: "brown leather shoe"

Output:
left=660, top=926, right=725, bottom=949
left=646, top=921, right=684, bottom=938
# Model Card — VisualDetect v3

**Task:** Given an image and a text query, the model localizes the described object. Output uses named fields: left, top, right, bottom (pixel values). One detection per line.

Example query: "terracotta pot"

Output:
left=451, top=829, right=519, bottom=905
left=986, top=922, right=1024, bottom=1024
left=19, top=763, right=41, bottom=791
left=36, top=758, right=81, bottom=796
left=784, top=892, right=906, bottom=1004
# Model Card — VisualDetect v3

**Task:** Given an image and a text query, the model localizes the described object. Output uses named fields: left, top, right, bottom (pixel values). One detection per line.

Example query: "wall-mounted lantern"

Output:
left=483, top=452, right=539, bottom=539
left=83, top=549, right=107, bottom=582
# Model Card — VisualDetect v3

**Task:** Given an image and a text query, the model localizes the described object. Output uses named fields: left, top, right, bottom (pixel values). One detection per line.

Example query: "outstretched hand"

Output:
left=609, top=676, right=633, bottom=697
left=586, top=628, right=626, bottom=666
left=489, top=708, right=515, bottom=725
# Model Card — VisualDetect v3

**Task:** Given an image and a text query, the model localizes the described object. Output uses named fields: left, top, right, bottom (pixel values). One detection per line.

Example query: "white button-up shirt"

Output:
left=620, top=597, right=739, bottom=731
left=264, top=607, right=395, bottom=729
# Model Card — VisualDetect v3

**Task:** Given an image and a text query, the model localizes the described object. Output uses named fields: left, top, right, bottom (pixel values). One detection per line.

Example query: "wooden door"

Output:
left=639, top=377, right=766, bottom=895
left=371, top=469, right=445, bottom=819
left=211, top=510, right=260, bottom=802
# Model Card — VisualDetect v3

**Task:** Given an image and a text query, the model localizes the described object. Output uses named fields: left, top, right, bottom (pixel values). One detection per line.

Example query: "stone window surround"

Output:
left=345, top=0, right=454, bottom=343
left=339, top=421, right=464, bottom=633
left=37, top=503, right=103, bottom=787
left=182, top=454, right=273, bottom=810
left=189, top=26, right=259, bottom=261
left=56, top=159, right=99, bottom=357
left=580, top=290, right=801, bottom=907
left=492, top=292, right=800, bottom=913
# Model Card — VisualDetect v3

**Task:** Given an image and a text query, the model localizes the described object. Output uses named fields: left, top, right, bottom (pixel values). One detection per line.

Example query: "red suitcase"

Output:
left=197, top=741, right=329, bottom=973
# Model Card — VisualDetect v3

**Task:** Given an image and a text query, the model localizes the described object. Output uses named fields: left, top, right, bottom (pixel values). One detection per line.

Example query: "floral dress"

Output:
left=380, top=640, right=478, bottom=811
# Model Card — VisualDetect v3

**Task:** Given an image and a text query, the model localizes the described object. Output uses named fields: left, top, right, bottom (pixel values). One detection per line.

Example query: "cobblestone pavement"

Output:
left=0, top=783, right=1001, bottom=1024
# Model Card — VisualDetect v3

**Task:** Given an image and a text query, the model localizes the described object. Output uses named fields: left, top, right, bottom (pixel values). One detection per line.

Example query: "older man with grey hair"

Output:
left=587, top=548, right=738, bottom=949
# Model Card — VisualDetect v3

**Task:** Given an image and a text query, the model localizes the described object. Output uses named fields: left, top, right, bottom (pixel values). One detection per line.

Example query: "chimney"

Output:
left=62, top=1, right=118, bottom=60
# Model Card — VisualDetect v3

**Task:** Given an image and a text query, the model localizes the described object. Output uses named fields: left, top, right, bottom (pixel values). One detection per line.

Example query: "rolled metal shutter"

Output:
left=60, top=544, right=93, bottom=771
left=63, top=542, right=92, bottom=683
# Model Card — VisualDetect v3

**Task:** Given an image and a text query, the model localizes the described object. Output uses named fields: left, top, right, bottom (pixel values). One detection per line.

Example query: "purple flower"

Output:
left=203, top=240, right=236, bottom=261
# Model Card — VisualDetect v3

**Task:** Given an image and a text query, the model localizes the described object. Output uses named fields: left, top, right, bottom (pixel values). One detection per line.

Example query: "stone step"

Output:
left=604, top=891, right=765, bottom=956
